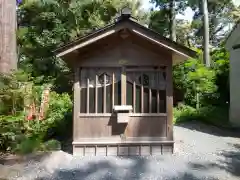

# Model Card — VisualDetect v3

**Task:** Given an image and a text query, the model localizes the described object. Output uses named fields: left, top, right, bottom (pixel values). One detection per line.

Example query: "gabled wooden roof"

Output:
left=54, top=16, right=196, bottom=59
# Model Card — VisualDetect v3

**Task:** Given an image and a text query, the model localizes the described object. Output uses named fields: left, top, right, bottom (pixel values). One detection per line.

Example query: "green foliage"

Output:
left=0, top=114, right=25, bottom=152
left=18, top=0, right=148, bottom=83
left=39, top=139, right=61, bottom=152
left=0, top=70, right=43, bottom=116
left=0, top=70, right=72, bottom=153
left=174, top=104, right=230, bottom=128
left=174, top=58, right=217, bottom=108
left=173, top=103, right=199, bottom=124
left=149, top=9, right=170, bottom=37
left=211, top=47, right=230, bottom=106
left=14, top=136, right=42, bottom=154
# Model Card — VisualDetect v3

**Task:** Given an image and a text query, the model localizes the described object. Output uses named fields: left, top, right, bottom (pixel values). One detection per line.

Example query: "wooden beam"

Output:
left=56, top=29, right=116, bottom=57
left=131, top=29, right=191, bottom=58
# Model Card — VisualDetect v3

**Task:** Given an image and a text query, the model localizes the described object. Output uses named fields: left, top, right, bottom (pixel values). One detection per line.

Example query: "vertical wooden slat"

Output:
left=74, top=67, right=80, bottom=139
left=95, top=74, right=98, bottom=114
left=149, top=88, right=152, bottom=113
left=149, top=73, right=152, bottom=113
left=133, top=79, right=136, bottom=113
left=157, top=91, right=160, bottom=113
left=141, top=73, right=144, bottom=113
left=112, top=72, right=115, bottom=111
left=103, top=74, right=106, bottom=113
left=157, top=71, right=160, bottom=113
left=121, top=67, right=127, bottom=105
left=106, top=145, right=108, bottom=156
left=86, top=78, right=90, bottom=114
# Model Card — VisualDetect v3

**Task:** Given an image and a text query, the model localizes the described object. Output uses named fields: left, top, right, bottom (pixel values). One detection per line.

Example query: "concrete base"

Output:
left=73, top=142, right=174, bottom=156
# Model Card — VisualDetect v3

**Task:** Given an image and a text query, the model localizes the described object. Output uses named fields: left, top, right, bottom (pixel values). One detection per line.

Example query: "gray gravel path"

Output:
left=1, top=121, right=240, bottom=180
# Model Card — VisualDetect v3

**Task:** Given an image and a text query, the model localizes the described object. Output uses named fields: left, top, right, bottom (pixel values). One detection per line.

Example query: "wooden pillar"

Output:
left=73, top=67, right=80, bottom=140
left=166, top=62, right=173, bottom=140
left=121, top=67, right=126, bottom=105
left=141, top=73, right=144, bottom=113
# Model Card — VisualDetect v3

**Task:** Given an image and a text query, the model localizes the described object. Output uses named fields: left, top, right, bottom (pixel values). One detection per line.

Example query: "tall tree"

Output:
left=17, top=0, right=148, bottom=81
left=189, top=0, right=235, bottom=47
left=169, top=0, right=176, bottom=41
left=0, top=0, right=17, bottom=73
left=202, top=0, right=210, bottom=67
left=150, top=0, right=187, bottom=41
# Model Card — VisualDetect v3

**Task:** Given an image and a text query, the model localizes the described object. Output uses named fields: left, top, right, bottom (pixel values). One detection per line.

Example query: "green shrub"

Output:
left=174, top=103, right=230, bottom=127
left=173, top=103, right=200, bottom=124
left=0, top=72, right=72, bottom=154
left=40, top=139, right=61, bottom=151
left=0, top=114, right=25, bottom=152
left=197, top=105, right=230, bottom=128
left=14, top=136, right=41, bottom=154
left=173, top=58, right=217, bottom=108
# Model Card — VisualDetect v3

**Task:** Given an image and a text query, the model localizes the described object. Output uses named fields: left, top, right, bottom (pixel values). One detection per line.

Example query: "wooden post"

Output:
left=121, top=67, right=126, bottom=105
left=157, top=91, right=160, bottom=113
left=149, top=73, right=152, bottom=113
left=141, top=73, right=144, bottom=113
left=103, top=74, right=107, bottom=113
left=95, top=75, right=98, bottom=113
left=157, top=71, right=160, bottom=113
left=74, top=67, right=80, bottom=139
left=133, top=80, right=136, bottom=113
left=166, top=63, right=173, bottom=140
left=86, top=78, right=90, bottom=114
left=112, top=72, right=115, bottom=110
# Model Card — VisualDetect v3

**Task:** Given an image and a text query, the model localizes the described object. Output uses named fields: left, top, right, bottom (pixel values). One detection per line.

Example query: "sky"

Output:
left=141, top=0, right=240, bottom=22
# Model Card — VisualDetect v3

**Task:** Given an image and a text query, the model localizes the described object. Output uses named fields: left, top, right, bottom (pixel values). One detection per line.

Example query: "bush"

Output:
left=14, top=136, right=42, bottom=154
left=0, top=114, right=25, bottom=152
left=174, top=103, right=230, bottom=127
left=173, top=58, right=217, bottom=108
left=173, top=104, right=200, bottom=124
left=0, top=71, right=73, bottom=153
left=197, top=105, right=230, bottom=128
left=40, top=139, right=61, bottom=151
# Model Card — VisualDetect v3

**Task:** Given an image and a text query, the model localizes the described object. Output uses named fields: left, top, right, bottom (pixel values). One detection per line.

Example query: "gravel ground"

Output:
left=1, top=121, right=240, bottom=180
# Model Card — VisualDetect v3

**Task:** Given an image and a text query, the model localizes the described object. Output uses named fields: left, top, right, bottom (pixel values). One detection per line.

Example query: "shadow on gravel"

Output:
left=176, top=121, right=240, bottom=138
left=167, top=172, right=218, bottom=180
left=33, top=157, right=217, bottom=180
left=34, top=157, right=147, bottom=180
left=187, top=143, right=240, bottom=179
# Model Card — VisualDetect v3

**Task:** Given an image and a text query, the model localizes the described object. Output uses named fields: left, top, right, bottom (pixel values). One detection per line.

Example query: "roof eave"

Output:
left=54, top=18, right=196, bottom=59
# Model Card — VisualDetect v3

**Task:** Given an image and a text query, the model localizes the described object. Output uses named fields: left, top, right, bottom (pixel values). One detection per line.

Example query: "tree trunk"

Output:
left=0, top=0, right=17, bottom=73
left=169, top=0, right=176, bottom=41
left=202, top=0, right=210, bottom=67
